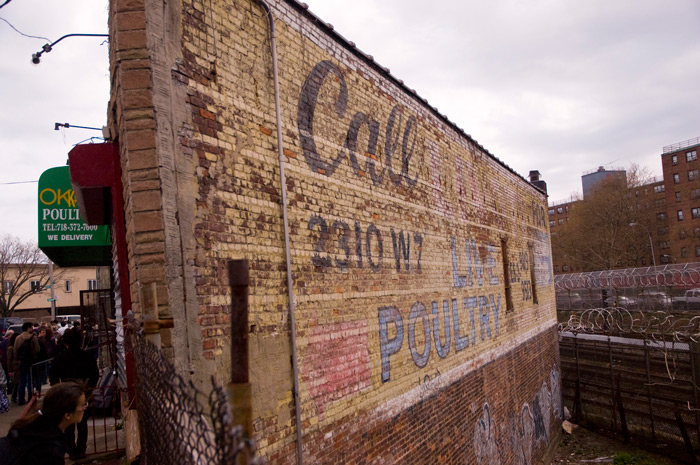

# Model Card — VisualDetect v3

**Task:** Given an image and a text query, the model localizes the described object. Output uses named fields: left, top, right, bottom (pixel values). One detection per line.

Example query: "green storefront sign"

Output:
left=38, top=166, right=111, bottom=266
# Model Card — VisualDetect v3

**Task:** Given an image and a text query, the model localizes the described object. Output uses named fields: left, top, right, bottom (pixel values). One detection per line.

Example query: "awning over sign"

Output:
left=38, top=166, right=111, bottom=266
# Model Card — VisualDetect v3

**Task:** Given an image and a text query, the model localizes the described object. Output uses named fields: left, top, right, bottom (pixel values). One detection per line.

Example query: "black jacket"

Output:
left=0, top=418, right=68, bottom=465
left=49, top=348, right=99, bottom=388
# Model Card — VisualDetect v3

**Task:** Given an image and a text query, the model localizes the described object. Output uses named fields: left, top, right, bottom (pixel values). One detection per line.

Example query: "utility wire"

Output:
left=0, top=17, right=50, bottom=41
left=0, top=180, right=38, bottom=185
left=0, top=0, right=12, bottom=11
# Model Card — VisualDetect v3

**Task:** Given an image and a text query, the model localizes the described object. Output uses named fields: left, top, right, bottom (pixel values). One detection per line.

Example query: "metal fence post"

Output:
left=574, top=335, right=582, bottom=422
left=608, top=336, right=618, bottom=431
left=690, top=341, right=700, bottom=444
left=644, top=339, right=656, bottom=440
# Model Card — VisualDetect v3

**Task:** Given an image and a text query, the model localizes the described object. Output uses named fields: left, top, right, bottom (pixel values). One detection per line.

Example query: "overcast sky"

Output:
left=0, top=0, right=109, bottom=244
left=1, top=0, right=699, bottom=244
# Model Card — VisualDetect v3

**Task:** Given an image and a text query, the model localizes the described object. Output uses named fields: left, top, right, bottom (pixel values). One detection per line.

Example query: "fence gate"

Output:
left=78, top=288, right=124, bottom=457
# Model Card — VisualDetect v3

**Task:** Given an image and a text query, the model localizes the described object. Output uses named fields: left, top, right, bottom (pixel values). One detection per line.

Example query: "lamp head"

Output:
left=31, top=53, right=41, bottom=65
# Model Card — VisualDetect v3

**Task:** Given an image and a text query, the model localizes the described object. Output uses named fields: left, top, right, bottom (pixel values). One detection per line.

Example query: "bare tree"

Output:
left=552, top=165, right=656, bottom=272
left=0, top=235, right=53, bottom=318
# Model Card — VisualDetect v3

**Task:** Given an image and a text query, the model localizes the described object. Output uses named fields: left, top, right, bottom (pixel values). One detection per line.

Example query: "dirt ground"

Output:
left=552, top=423, right=690, bottom=464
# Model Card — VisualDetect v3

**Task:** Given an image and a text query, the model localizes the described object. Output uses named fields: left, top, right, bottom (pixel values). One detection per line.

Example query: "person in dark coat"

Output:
left=14, top=323, right=40, bottom=405
left=0, top=329, right=13, bottom=380
left=1, top=330, right=14, bottom=397
left=49, top=328, right=99, bottom=459
left=0, top=382, right=86, bottom=464
left=8, top=332, right=19, bottom=403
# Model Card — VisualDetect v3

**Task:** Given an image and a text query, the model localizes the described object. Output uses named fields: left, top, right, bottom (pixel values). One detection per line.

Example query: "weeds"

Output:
left=612, top=451, right=656, bottom=465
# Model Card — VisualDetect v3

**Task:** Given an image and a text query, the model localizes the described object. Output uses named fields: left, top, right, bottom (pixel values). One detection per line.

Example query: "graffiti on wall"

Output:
left=474, top=404, right=500, bottom=464
left=474, top=365, right=562, bottom=465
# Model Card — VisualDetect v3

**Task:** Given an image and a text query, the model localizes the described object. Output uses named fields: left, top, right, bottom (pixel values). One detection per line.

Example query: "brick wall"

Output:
left=110, top=0, right=560, bottom=463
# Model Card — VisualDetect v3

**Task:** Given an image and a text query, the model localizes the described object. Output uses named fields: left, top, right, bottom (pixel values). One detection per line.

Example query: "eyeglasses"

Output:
left=78, top=402, right=89, bottom=410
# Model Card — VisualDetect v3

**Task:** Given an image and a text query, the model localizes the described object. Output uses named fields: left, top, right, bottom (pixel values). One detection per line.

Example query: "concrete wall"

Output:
left=108, top=0, right=559, bottom=463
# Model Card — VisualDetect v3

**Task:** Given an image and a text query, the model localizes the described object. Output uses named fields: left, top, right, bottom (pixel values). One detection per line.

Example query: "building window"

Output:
left=696, top=246, right=700, bottom=257
left=691, top=189, right=700, bottom=199
left=689, top=170, right=699, bottom=181
left=558, top=219, right=564, bottom=225
left=562, top=265, right=569, bottom=272
left=674, top=173, right=681, bottom=184
left=549, top=220, right=555, bottom=227
left=658, top=227, right=669, bottom=236
left=65, top=280, right=72, bottom=293
left=88, top=279, right=97, bottom=291
left=678, top=210, right=684, bottom=221
left=557, top=207, right=563, bottom=214
left=687, top=150, right=697, bottom=162
left=654, top=198, right=666, bottom=208
left=676, top=192, right=682, bottom=202
left=635, top=190, right=640, bottom=197
left=30, top=280, right=41, bottom=292
left=654, top=184, right=665, bottom=193
left=661, top=254, right=671, bottom=264
left=682, top=247, right=689, bottom=258
left=659, top=241, right=670, bottom=250
left=657, top=212, right=667, bottom=221
left=672, top=155, right=678, bottom=165
left=680, top=229, right=687, bottom=239
left=548, top=209, right=554, bottom=215
left=693, top=208, right=700, bottom=219
left=3, top=281, right=13, bottom=295
left=696, top=227, right=700, bottom=237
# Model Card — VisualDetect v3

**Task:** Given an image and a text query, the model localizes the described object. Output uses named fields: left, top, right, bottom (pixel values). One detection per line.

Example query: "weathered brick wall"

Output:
left=110, top=0, right=560, bottom=463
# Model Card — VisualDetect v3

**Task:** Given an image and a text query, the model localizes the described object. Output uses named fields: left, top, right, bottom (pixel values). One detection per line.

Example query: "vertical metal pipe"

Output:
left=253, top=2, right=304, bottom=463
left=48, top=261, right=57, bottom=320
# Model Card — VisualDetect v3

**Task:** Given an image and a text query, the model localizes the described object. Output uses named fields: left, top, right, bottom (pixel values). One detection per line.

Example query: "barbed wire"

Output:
left=554, top=263, right=700, bottom=291
left=558, top=307, right=700, bottom=343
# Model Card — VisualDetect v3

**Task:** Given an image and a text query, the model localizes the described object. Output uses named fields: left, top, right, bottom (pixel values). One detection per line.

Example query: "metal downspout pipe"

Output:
left=254, top=1, right=304, bottom=464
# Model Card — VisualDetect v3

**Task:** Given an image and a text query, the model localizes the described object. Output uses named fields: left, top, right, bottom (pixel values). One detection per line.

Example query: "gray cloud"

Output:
left=304, top=0, right=700, bottom=202
left=2, top=0, right=698, bottom=242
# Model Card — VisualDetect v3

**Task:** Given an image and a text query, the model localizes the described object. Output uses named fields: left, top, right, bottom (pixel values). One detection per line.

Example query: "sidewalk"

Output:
left=0, top=396, right=30, bottom=436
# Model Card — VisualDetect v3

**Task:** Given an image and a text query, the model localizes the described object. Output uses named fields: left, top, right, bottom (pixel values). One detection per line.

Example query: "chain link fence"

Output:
left=126, top=322, right=263, bottom=465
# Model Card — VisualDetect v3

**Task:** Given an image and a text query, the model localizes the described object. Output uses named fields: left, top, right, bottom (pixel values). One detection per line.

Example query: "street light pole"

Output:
left=630, top=222, right=656, bottom=267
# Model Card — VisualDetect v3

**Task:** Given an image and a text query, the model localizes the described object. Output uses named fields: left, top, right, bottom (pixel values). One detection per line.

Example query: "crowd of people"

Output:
left=0, top=318, right=100, bottom=463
